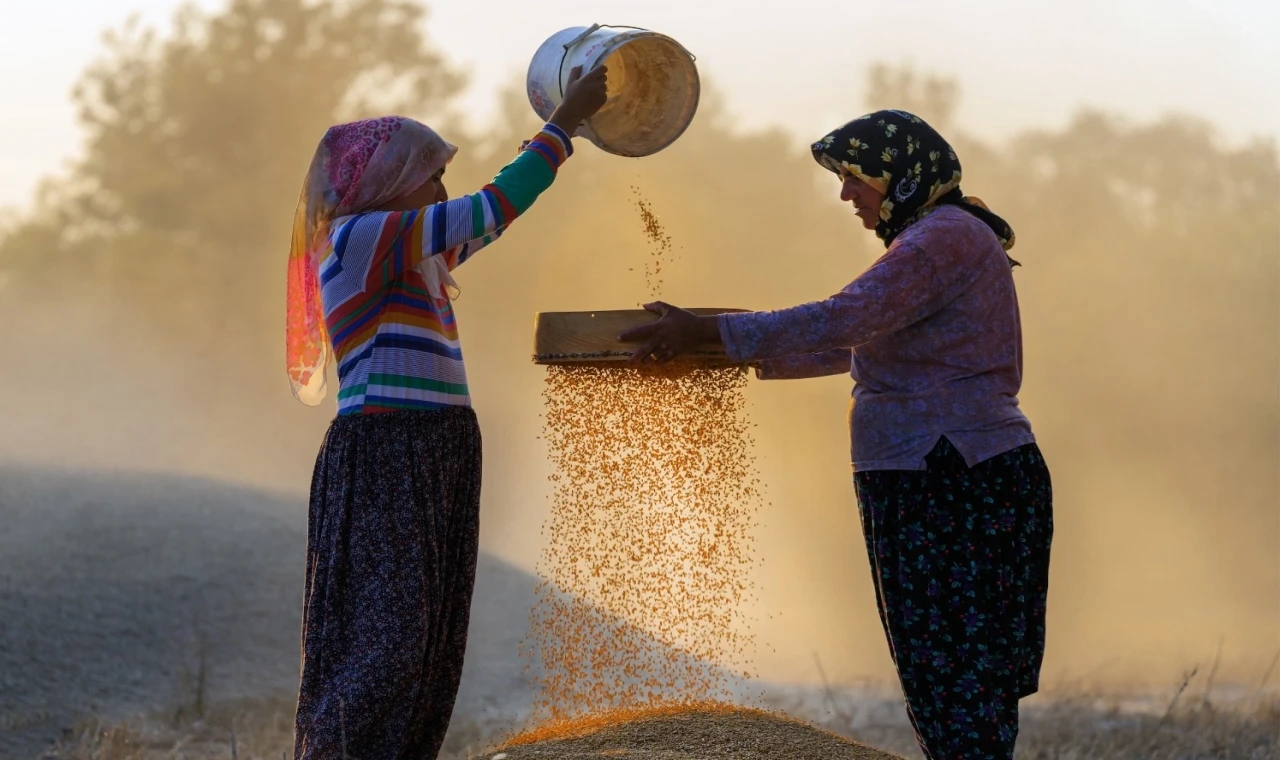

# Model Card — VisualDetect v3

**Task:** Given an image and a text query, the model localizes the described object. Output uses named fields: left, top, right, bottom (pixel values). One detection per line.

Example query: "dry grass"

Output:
left=769, top=683, right=1280, bottom=760
left=34, top=697, right=510, bottom=760
left=38, top=684, right=1279, bottom=760
left=1016, top=695, right=1280, bottom=760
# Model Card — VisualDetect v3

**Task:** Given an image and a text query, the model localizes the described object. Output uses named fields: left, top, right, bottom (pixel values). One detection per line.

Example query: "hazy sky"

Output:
left=1, top=0, right=1277, bottom=210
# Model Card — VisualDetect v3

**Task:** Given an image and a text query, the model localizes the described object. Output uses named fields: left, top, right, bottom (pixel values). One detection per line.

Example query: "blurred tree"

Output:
left=863, top=62, right=961, bottom=132
left=0, top=0, right=466, bottom=357
left=994, top=109, right=1280, bottom=454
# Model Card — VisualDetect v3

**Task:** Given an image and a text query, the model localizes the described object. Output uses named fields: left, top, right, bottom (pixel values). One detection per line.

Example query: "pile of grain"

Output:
left=525, top=363, right=761, bottom=723
left=480, top=704, right=902, bottom=760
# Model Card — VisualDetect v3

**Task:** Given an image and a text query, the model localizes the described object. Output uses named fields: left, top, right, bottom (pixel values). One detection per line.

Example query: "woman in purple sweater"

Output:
left=622, top=109, right=1052, bottom=760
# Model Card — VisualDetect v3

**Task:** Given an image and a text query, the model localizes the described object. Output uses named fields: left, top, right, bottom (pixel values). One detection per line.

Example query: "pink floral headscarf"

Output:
left=286, top=116, right=457, bottom=405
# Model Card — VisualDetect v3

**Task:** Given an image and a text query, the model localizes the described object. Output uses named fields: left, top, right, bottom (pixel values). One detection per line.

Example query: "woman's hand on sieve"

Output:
left=618, top=302, right=722, bottom=365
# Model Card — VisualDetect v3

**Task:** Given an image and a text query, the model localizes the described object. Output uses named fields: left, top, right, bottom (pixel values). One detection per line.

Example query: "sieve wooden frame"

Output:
left=532, top=309, right=747, bottom=365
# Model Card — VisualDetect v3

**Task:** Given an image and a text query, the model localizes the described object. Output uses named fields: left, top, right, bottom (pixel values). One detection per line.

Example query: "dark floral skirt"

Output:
left=293, top=407, right=482, bottom=760
left=854, top=437, right=1053, bottom=760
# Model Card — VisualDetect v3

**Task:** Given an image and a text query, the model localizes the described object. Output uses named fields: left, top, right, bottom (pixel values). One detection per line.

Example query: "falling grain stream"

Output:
left=525, top=363, right=762, bottom=725
left=522, top=192, right=760, bottom=724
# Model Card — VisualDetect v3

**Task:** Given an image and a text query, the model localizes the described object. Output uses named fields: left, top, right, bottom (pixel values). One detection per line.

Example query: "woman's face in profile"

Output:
left=380, top=167, right=448, bottom=212
left=838, top=169, right=884, bottom=231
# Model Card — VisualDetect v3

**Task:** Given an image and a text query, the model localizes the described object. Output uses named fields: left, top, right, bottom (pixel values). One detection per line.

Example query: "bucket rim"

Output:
left=581, top=27, right=697, bottom=68
left=530, top=26, right=698, bottom=95
left=581, top=32, right=701, bottom=157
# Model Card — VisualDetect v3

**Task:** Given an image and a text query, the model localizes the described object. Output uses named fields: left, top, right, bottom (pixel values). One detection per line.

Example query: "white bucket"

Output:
left=526, top=25, right=700, bottom=158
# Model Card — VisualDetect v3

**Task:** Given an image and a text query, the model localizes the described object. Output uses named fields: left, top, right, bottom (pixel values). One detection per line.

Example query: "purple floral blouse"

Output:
left=718, top=205, right=1036, bottom=472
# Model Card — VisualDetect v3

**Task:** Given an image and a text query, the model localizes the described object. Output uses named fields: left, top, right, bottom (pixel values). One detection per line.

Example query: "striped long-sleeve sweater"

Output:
left=319, top=123, right=573, bottom=415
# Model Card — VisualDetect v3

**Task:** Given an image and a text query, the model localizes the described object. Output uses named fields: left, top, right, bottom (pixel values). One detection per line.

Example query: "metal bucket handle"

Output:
left=555, top=24, right=698, bottom=99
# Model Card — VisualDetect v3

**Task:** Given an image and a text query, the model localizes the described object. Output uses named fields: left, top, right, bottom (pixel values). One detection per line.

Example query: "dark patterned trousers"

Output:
left=854, top=437, right=1053, bottom=760
left=294, top=407, right=483, bottom=760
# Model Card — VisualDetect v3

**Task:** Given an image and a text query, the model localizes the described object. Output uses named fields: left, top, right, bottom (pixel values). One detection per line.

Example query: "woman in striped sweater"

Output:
left=284, top=66, right=608, bottom=760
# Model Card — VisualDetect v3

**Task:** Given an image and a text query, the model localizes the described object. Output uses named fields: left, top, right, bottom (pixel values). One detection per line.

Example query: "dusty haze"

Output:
left=0, top=0, right=1276, bottom=696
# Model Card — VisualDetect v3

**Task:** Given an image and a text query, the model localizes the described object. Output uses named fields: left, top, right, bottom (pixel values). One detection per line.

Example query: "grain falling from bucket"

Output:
left=524, top=363, right=762, bottom=724
left=631, top=186, right=676, bottom=296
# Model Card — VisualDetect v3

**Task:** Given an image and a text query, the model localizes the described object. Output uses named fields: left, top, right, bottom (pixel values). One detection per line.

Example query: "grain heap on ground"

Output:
left=487, top=704, right=902, bottom=760
left=525, top=364, right=762, bottom=726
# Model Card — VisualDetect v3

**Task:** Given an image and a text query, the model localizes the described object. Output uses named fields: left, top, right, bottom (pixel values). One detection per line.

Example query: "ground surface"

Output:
left=32, top=690, right=1280, bottom=760
left=0, top=467, right=541, bottom=758
left=480, top=705, right=901, bottom=760
left=8, top=467, right=1278, bottom=760
left=0, top=467, right=745, bottom=758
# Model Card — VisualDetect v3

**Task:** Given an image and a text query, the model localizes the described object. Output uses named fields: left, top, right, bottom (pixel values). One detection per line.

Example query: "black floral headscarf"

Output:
left=812, top=109, right=1019, bottom=267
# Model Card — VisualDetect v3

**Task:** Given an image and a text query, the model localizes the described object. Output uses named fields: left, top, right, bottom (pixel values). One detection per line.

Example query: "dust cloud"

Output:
left=0, top=0, right=1276, bottom=703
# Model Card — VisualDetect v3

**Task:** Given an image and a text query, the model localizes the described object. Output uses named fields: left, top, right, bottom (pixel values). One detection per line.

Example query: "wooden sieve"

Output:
left=532, top=308, right=746, bottom=366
